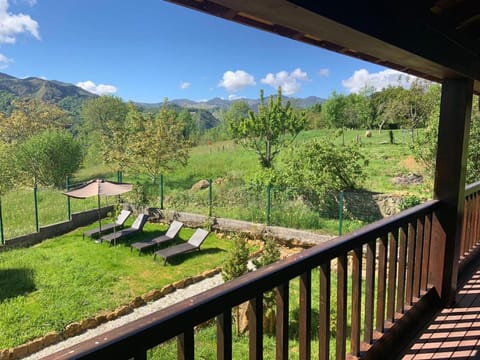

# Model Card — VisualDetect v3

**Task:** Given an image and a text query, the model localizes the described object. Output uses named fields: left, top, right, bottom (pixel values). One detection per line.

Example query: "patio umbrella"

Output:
left=63, top=179, right=133, bottom=233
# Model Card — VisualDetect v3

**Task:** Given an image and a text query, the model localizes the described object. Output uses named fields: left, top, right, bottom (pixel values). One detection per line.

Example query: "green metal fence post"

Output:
left=66, top=176, right=71, bottom=220
left=266, top=183, right=272, bottom=225
left=208, top=179, right=212, bottom=217
left=0, top=196, right=4, bottom=245
left=33, top=184, right=39, bottom=232
left=338, top=190, right=344, bottom=236
left=160, top=174, right=164, bottom=210
left=117, top=170, right=120, bottom=183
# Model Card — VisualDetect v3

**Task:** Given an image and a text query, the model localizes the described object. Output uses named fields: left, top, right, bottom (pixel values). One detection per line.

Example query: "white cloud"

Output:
left=318, top=68, right=330, bottom=77
left=260, top=68, right=308, bottom=96
left=13, top=0, right=37, bottom=5
left=76, top=80, right=117, bottom=95
left=0, top=0, right=40, bottom=44
left=228, top=94, right=241, bottom=101
left=179, top=81, right=190, bottom=90
left=342, top=69, right=419, bottom=93
left=0, top=53, right=13, bottom=69
left=218, top=70, right=256, bottom=93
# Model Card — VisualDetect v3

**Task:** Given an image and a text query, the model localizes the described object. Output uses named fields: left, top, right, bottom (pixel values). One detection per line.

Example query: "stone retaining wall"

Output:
left=153, top=209, right=334, bottom=247
left=342, top=191, right=403, bottom=220
left=0, top=206, right=113, bottom=252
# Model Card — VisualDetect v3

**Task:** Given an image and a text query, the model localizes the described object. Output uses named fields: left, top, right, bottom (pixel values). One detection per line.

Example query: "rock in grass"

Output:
left=191, top=180, right=209, bottom=191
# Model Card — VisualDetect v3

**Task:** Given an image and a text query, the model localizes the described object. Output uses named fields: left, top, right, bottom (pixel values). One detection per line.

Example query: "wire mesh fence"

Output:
left=0, top=173, right=394, bottom=244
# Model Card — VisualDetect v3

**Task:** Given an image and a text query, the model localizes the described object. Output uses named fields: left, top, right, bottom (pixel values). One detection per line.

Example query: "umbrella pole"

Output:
left=98, top=194, right=102, bottom=235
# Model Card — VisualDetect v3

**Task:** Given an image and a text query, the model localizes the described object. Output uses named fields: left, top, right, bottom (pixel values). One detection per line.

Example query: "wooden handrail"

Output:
left=45, top=200, right=440, bottom=359
left=460, top=181, right=480, bottom=270
left=464, top=180, right=480, bottom=196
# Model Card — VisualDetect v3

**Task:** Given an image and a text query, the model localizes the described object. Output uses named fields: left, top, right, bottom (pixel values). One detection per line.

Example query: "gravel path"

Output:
left=24, top=274, right=224, bottom=360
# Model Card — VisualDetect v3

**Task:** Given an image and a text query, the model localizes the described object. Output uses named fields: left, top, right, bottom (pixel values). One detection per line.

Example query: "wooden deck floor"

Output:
left=401, top=258, right=480, bottom=359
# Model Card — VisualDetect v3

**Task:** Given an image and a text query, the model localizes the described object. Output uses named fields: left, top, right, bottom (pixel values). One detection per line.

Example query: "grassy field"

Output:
left=0, top=128, right=429, bottom=239
left=123, top=128, right=429, bottom=233
left=0, top=222, right=238, bottom=349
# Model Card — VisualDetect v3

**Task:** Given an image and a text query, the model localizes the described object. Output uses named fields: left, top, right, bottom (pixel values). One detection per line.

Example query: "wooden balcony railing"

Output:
left=46, top=199, right=445, bottom=360
left=460, top=181, right=480, bottom=269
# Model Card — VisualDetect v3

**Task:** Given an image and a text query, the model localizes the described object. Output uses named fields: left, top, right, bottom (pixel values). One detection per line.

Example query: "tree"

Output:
left=0, top=99, right=69, bottom=143
left=225, top=100, right=251, bottom=124
left=0, top=90, right=17, bottom=115
left=127, top=102, right=190, bottom=183
left=411, top=84, right=441, bottom=178
left=466, top=106, right=480, bottom=184
left=373, top=80, right=433, bottom=141
left=345, top=88, right=375, bottom=129
left=15, top=129, right=83, bottom=188
left=206, top=100, right=251, bottom=142
left=80, top=95, right=128, bottom=165
left=230, top=88, right=307, bottom=169
left=322, top=89, right=374, bottom=133
left=304, top=102, right=323, bottom=129
left=280, top=139, right=366, bottom=212
left=177, top=108, right=199, bottom=143
left=80, top=95, right=128, bottom=134
left=412, top=89, right=480, bottom=186
left=0, top=141, right=16, bottom=194
left=397, top=80, right=433, bottom=142
left=321, top=91, right=347, bottom=129
left=321, top=91, right=348, bottom=144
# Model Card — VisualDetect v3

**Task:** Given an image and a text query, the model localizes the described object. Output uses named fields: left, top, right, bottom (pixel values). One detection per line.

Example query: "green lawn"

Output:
left=0, top=221, right=237, bottom=349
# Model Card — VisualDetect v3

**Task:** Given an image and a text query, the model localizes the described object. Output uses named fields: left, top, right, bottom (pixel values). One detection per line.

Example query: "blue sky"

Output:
left=0, top=0, right=416, bottom=103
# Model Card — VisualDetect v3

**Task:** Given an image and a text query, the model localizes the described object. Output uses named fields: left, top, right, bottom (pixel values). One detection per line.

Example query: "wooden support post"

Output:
left=432, top=77, right=473, bottom=306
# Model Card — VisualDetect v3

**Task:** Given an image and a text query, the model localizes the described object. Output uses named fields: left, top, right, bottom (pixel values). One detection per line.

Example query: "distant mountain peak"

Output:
left=0, top=72, right=96, bottom=102
left=166, top=94, right=325, bottom=111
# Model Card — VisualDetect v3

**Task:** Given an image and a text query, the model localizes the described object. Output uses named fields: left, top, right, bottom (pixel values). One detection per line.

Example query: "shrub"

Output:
left=253, top=238, right=281, bottom=334
left=399, top=194, right=421, bottom=211
left=280, top=139, right=367, bottom=215
left=221, top=236, right=249, bottom=282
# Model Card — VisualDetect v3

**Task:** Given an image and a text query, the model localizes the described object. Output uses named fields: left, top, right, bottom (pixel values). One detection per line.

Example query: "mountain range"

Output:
left=0, top=73, right=325, bottom=111
left=0, top=72, right=325, bottom=113
left=140, top=95, right=325, bottom=112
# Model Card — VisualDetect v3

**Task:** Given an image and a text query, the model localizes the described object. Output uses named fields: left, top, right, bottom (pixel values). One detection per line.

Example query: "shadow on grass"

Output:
left=0, top=268, right=36, bottom=302
left=289, top=306, right=350, bottom=342
left=160, top=247, right=225, bottom=266
left=102, top=229, right=167, bottom=248
left=289, top=306, right=321, bottom=340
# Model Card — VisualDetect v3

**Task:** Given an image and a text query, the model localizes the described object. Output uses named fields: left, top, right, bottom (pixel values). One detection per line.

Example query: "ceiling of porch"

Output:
left=167, top=0, right=480, bottom=93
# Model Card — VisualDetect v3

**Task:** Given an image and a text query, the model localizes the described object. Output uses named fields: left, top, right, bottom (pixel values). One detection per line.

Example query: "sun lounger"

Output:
left=130, top=220, right=184, bottom=254
left=83, top=209, right=132, bottom=239
left=100, top=213, right=149, bottom=245
left=153, top=228, right=209, bottom=265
